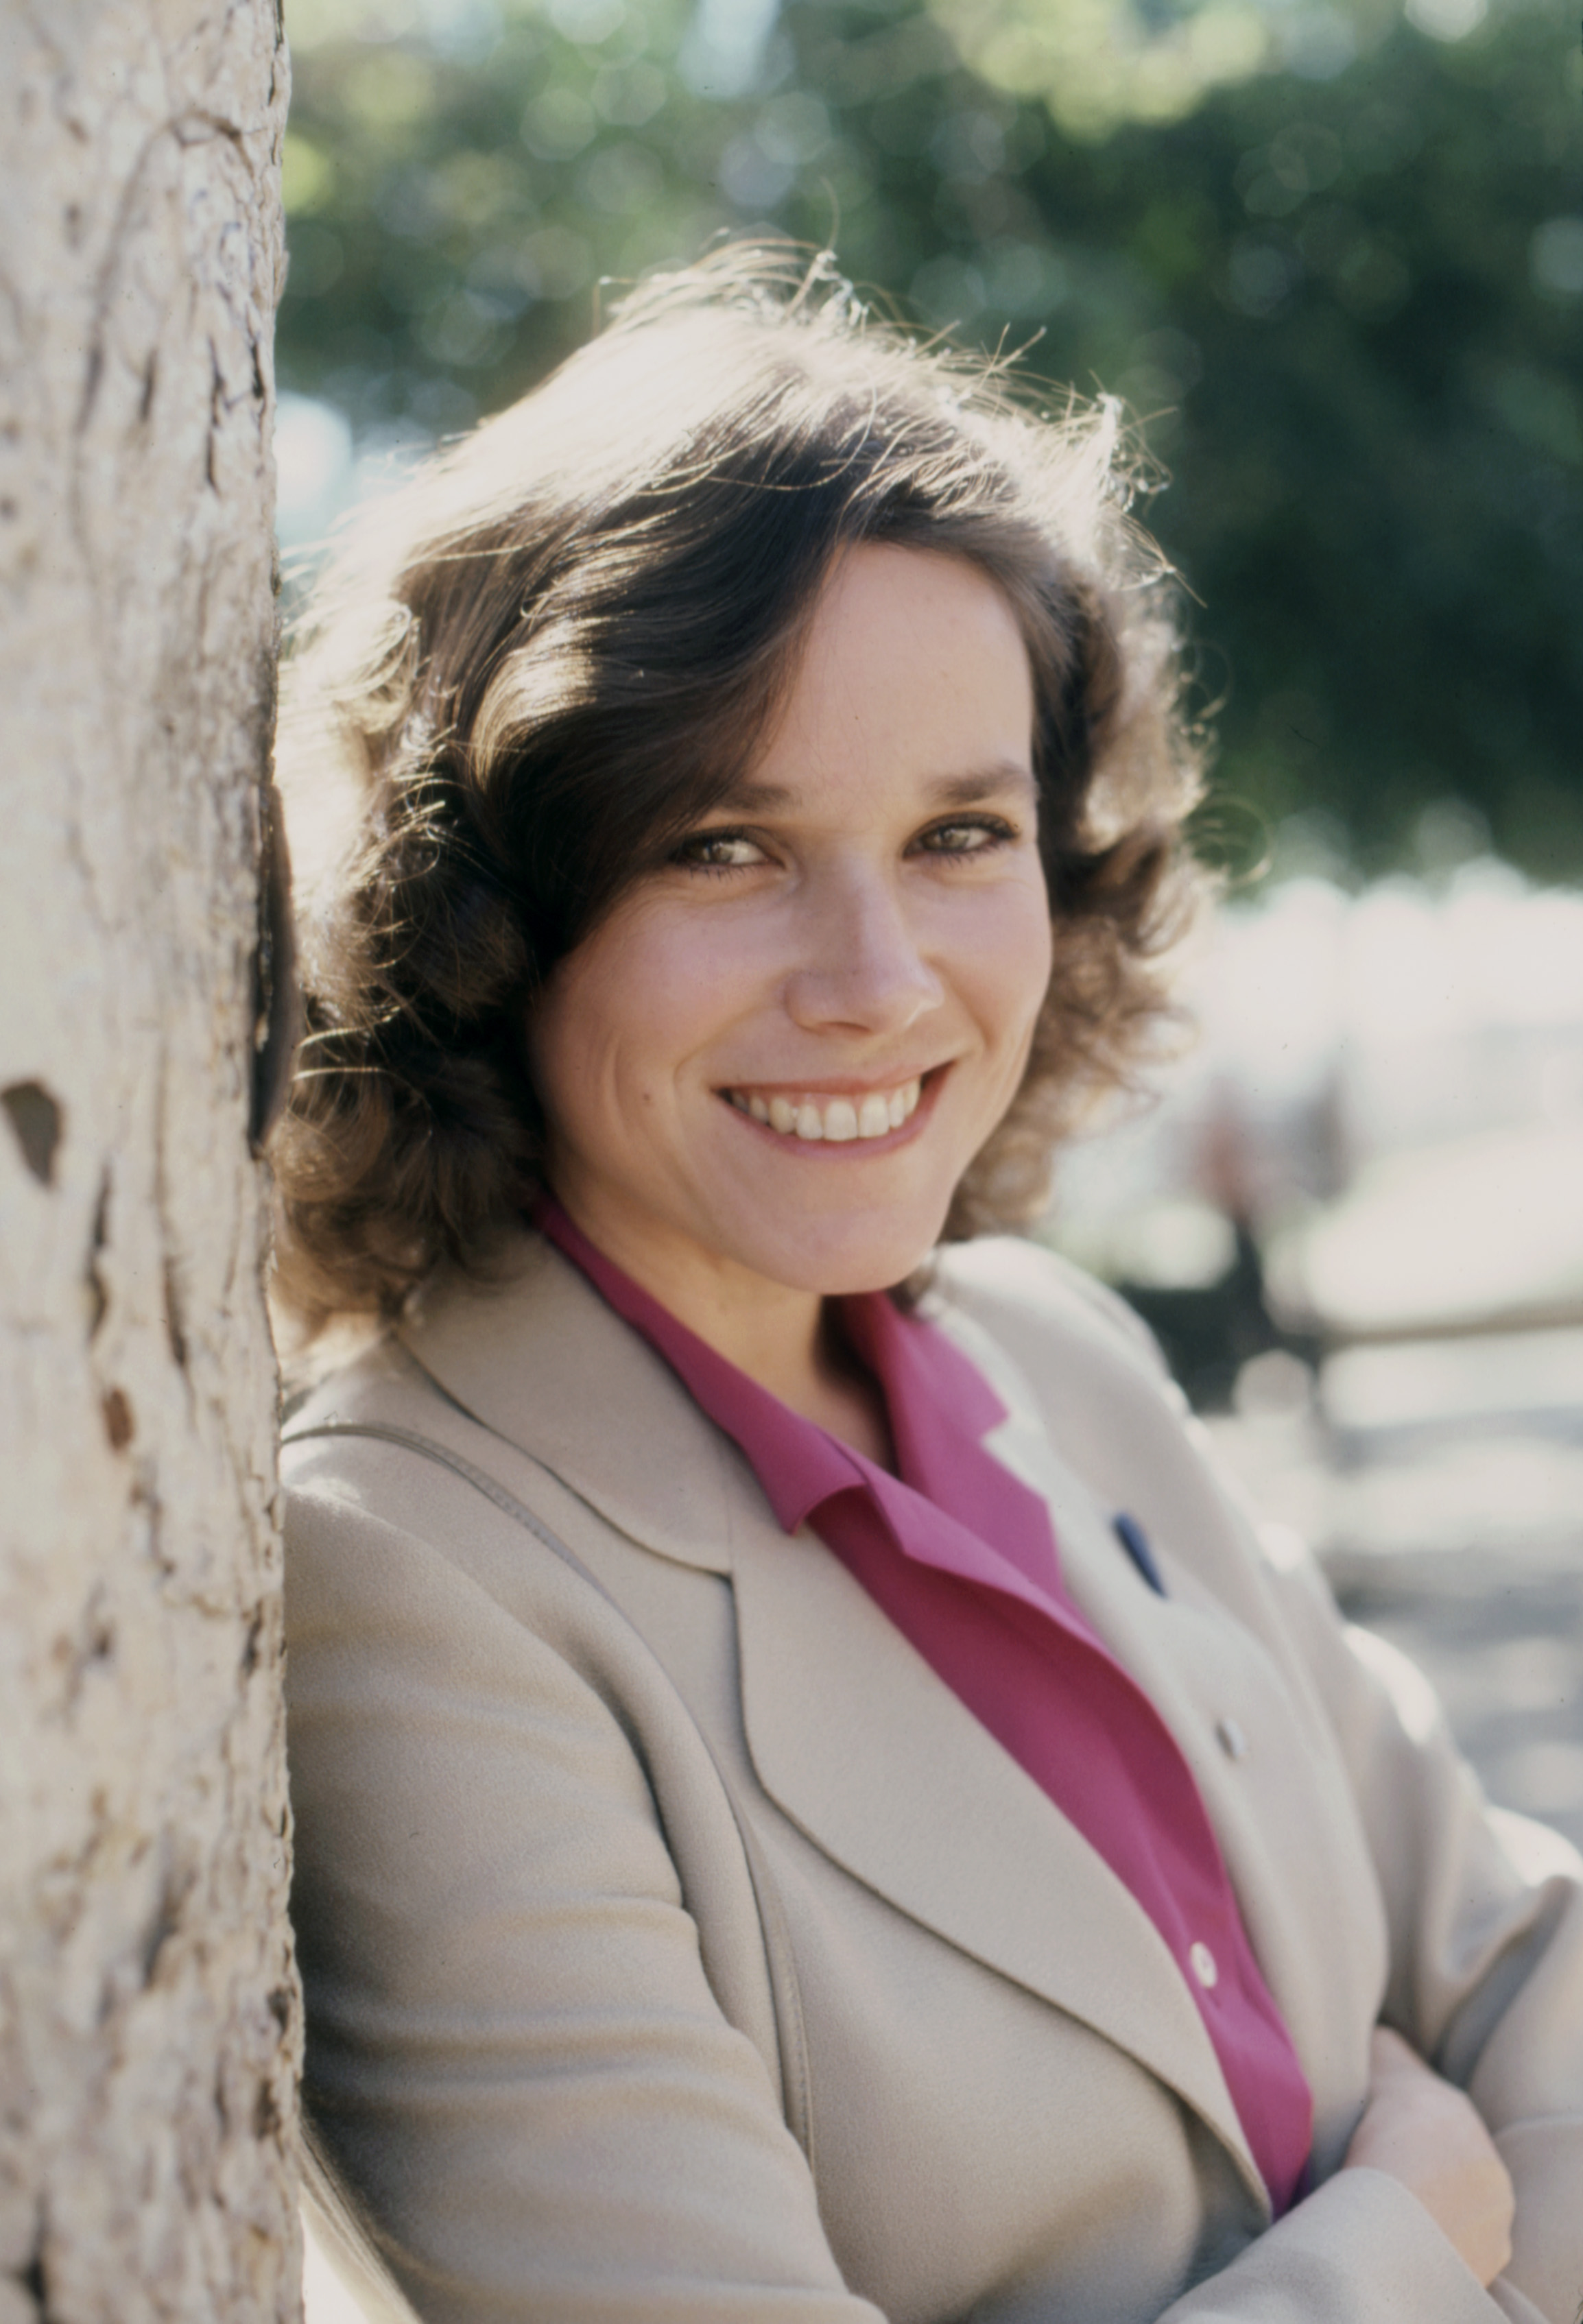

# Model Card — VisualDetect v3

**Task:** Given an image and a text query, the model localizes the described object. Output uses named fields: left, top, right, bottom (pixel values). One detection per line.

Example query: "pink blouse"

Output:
left=536, top=1199, right=1313, bottom=2214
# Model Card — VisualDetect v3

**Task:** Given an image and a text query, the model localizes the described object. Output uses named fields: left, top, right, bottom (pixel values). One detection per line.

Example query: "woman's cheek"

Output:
left=968, top=878, right=1053, bottom=1031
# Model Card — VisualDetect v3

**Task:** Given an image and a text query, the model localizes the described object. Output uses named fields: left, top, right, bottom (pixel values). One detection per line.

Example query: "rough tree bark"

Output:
left=0, top=3, right=300, bottom=2320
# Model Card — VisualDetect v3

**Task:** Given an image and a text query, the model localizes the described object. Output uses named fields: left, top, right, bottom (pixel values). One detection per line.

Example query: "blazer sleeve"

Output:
left=285, top=1465, right=885, bottom=2324
left=1239, top=1531, right=1583, bottom=2324
left=1128, top=1528, right=1583, bottom=2324
left=940, top=1240, right=1583, bottom=2324
left=1136, top=1387, right=1583, bottom=2323
left=285, top=1279, right=1583, bottom=2324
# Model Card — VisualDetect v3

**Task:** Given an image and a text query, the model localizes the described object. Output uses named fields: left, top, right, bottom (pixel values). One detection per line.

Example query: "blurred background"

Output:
left=276, top=0, right=1583, bottom=1842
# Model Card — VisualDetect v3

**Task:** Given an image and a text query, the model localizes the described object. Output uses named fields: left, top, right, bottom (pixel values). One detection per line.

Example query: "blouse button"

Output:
left=1189, top=1941, right=1219, bottom=1990
left=1216, top=1716, right=1250, bottom=1762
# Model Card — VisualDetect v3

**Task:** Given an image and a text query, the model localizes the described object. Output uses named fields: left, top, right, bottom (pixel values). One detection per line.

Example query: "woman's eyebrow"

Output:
left=928, top=765, right=1038, bottom=807
left=711, top=780, right=796, bottom=814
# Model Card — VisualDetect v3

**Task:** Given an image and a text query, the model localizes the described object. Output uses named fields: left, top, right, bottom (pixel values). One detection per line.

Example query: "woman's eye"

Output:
left=675, top=830, right=766, bottom=871
left=915, top=817, right=1016, bottom=856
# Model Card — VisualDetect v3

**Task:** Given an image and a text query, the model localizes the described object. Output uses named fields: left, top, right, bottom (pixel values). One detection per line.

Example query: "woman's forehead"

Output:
left=711, top=765, right=1038, bottom=820
left=737, top=547, right=1036, bottom=795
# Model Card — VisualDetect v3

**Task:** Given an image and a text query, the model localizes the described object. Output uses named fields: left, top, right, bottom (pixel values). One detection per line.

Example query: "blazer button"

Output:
left=1189, top=1941, right=1219, bottom=1989
left=1216, top=1716, right=1250, bottom=1762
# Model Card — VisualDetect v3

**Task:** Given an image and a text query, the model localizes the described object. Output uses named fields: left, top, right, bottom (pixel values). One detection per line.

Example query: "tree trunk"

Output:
left=0, top=3, right=299, bottom=2319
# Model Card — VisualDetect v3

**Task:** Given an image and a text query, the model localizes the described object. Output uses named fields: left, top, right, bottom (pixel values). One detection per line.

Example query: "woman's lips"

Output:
left=721, top=1075, right=926, bottom=1144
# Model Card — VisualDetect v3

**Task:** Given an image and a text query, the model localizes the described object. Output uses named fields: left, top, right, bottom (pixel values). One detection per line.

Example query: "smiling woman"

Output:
left=524, top=547, right=1053, bottom=1450
left=272, top=249, right=1583, bottom=2324
left=270, top=247, right=1196, bottom=1339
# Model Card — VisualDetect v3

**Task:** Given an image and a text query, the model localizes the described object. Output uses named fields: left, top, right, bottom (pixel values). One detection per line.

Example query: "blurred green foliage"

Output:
left=278, top=0, right=1583, bottom=878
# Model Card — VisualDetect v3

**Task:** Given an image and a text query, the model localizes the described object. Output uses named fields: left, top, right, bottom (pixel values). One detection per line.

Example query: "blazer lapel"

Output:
left=727, top=1487, right=1261, bottom=2203
left=398, top=1230, right=1265, bottom=2205
left=395, top=1233, right=738, bottom=1574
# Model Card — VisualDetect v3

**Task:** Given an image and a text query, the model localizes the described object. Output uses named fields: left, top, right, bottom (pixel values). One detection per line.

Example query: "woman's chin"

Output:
left=715, top=1206, right=949, bottom=1301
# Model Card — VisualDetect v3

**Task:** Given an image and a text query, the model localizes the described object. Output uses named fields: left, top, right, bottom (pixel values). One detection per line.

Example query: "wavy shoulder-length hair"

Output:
left=270, top=245, right=1206, bottom=1333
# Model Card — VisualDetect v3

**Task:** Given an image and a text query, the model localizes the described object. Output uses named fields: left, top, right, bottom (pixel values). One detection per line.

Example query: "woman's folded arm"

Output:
left=286, top=1476, right=885, bottom=2324
left=283, top=1406, right=1583, bottom=2324
left=1235, top=1524, right=1583, bottom=2324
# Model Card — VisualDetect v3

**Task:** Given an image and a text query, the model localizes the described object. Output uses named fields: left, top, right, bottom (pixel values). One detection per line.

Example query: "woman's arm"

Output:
left=938, top=1238, right=1583, bottom=2324
left=284, top=1300, right=1583, bottom=2324
left=286, top=1465, right=885, bottom=2324
left=1254, top=1535, right=1583, bottom=2324
left=1342, top=2027, right=1514, bottom=2286
left=1128, top=1574, right=1571, bottom=2324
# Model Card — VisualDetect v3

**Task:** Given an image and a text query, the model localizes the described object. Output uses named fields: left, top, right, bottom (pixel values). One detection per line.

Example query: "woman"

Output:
left=274, top=250, right=1583, bottom=2324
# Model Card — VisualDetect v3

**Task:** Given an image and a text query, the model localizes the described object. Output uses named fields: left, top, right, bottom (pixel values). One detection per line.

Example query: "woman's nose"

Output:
left=783, top=867, right=944, bottom=1035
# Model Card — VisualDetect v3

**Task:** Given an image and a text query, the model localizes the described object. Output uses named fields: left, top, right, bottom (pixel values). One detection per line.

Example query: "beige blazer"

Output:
left=282, top=1231, right=1583, bottom=2324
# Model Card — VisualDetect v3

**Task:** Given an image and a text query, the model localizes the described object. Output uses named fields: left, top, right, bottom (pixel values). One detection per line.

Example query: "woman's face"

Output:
left=527, top=543, right=1054, bottom=1308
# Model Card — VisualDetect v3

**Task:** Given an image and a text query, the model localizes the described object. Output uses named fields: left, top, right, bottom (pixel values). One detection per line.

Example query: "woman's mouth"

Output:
left=722, top=1077, right=924, bottom=1143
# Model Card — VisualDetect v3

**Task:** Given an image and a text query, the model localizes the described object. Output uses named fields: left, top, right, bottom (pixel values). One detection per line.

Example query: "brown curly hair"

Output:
left=270, top=245, right=1206, bottom=1333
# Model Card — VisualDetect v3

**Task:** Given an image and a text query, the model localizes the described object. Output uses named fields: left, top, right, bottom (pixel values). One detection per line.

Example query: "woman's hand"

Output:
left=1342, top=2025, right=1514, bottom=2286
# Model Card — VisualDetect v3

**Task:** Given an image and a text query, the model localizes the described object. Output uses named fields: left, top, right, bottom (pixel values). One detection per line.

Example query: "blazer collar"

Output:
left=396, top=1230, right=739, bottom=1573
left=397, top=1227, right=1265, bottom=2208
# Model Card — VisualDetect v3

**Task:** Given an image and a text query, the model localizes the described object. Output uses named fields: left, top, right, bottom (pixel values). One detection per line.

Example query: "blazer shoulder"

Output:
left=929, top=1235, right=1173, bottom=1387
left=280, top=1328, right=449, bottom=1469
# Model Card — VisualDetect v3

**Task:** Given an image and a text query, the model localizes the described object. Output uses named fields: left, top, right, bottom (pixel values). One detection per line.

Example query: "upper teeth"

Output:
left=727, top=1080, right=923, bottom=1142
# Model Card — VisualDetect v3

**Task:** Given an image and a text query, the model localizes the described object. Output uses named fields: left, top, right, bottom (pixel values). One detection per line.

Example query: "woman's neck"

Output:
left=547, top=1191, right=896, bottom=1470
